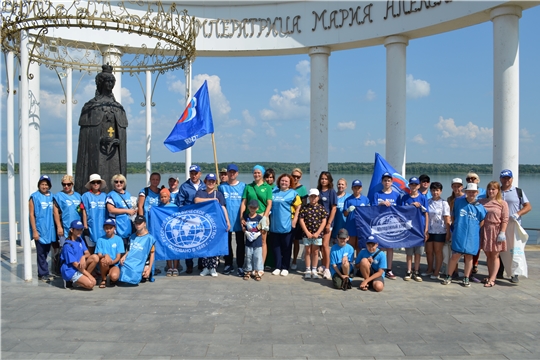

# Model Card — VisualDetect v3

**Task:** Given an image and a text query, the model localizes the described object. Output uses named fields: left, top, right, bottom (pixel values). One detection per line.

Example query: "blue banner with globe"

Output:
left=148, top=201, right=229, bottom=260
left=354, top=206, right=425, bottom=249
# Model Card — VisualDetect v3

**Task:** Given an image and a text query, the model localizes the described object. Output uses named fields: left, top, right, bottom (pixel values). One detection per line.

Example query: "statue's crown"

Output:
left=102, top=64, right=113, bottom=74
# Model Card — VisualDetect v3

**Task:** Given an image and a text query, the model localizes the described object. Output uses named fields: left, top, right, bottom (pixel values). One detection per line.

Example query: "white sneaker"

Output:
left=317, top=266, right=325, bottom=274
left=200, top=268, right=210, bottom=276
left=304, top=272, right=311, bottom=279
left=272, top=269, right=281, bottom=276
left=323, top=269, right=332, bottom=280
left=311, top=270, right=320, bottom=279
left=210, top=268, right=218, bottom=277
left=280, top=269, right=289, bottom=277
left=291, top=263, right=297, bottom=270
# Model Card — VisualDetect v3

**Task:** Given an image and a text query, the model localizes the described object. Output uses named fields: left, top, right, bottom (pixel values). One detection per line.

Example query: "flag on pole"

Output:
left=164, top=80, right=214, bottom=152
left=367, top=153, right=410, bottom=204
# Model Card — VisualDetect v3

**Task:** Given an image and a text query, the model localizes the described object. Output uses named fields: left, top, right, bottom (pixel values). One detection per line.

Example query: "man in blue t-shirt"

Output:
left=355, top=236, right=386, bottom=292
left=218, top=163, right=247, bottom=276
left=330, top=229, right=355, bottom=290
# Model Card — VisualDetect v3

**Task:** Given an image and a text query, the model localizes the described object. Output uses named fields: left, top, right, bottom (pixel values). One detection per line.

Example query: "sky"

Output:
left=1, top=5, right=539, bottom=167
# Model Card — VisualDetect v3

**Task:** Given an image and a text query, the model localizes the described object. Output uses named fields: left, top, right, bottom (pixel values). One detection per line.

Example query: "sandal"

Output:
left=359, top=284, right=368, bottom=291
left=243, top=273, right=251, bottom=281
left=99, top=280, right=106, bottom=289
left=484, top=281, right=495, bottom=287
left=254, top=272, right=262, bottom=281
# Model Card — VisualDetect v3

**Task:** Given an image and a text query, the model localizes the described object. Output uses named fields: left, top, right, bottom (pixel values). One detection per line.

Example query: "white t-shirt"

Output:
left=428, top=198, right=450, bottom=234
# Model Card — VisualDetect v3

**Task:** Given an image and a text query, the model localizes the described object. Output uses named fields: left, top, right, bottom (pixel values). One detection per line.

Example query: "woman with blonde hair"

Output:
left=290, top=168, right=308, bottom=270
left=106, top=174, right=137, bottom=250
left=53, top=174, right=82, bottom=247
left=479, top=181, right=509, bottom=287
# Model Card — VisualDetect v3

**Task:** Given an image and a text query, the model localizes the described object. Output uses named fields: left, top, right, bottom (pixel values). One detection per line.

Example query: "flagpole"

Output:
left=211, top=133, right=219, bottom=183
left=184, top=60, right=192, bottom=180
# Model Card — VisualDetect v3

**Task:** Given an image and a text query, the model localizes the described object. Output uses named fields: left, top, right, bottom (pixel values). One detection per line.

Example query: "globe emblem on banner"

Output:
left=370, top=212, right=412, bottom=243
left=161, top=210, right=216, bottom=250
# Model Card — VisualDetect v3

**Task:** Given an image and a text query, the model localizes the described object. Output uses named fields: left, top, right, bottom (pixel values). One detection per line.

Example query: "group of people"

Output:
left=29, top=164, right=531, bottom=292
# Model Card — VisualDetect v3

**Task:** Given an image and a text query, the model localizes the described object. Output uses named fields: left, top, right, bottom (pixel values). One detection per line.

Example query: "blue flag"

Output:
left=148, top=201, right=228, bottom=260
left=367, top=152, right=410, bottom=204
left=164, top=80, right=214, bottom=152
left=354, top=206, right=425, bottom=249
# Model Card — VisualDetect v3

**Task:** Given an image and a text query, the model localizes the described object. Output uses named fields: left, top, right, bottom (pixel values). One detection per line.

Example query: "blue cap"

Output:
left=103, top=218, right=116, bottom=227
left=366, top=236, right=379, bottom=245
left=205, top=173, right=217, bottom=181
left=189, top=164, right=201, bottom=173
left=227, top=164, right=239, bottom=172
left=38, top=175, right=52, bottom=187
left=351, top=179, right=362, bottom=187
left=409, top=177, right=420, bottom=185
left=381, top=172, right=392, bottom=180
left=500, top=169, right=513, bottom=178
left=70, top=220, right=84, bottom=230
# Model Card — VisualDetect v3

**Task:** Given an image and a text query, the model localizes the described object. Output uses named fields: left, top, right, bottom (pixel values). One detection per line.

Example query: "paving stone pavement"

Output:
left=2, top=241, right=540, bottom=360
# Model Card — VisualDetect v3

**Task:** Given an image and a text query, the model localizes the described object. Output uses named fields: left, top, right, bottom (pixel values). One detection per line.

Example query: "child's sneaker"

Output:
left=462, top=277, right=470, bottom=287
left=441, top=275, right=452, bottom=285
left=317, top=266, right=325, bottom=274
left=412, top=272, right=423, bottom=282
left=200, top=268, right=210, bottom=276
left=210, top=268, right=218, bottom=277
left=386, top=270, right=397, bottom=280
left=323, top=269, right=331, bottom=280
left=311, top=270, right=320, bottom=279
left=304, top=271, right=311, bottom=279
left=166, top=268, right=173, bottom=277
left=404, top=271, right=412, bottom=281
left=172, top=269, right=179, bottom=277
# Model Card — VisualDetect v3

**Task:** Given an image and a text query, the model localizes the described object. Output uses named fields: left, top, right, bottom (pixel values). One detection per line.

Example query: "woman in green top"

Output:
left=291, top=168, right=308, bottom=270
left=241, top=165, right=273, bottom=270
left=264, top=168, right=276, bottom=189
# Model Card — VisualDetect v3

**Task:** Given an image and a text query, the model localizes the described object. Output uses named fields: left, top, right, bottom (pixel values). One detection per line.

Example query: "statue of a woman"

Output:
left=74, top=65, right=128, bottom=194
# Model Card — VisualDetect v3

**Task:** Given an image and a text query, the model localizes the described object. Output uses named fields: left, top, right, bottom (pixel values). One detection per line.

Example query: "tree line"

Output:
left=2, top=162, right=540, bottom=175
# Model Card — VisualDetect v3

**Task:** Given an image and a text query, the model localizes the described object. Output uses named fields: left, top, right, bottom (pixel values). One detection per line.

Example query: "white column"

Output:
left=101, top=47, right=123, bottom=103
left=146, top=70, right=152, bottom=184
left=185, top=60, right=192, bottom=180
left=7, top=51, right=17, bottom=264
left=66, top=68, right=73, bottom=175
left=28, top=45, right=41, bottom=188
left=491, top=6, right=522, bottom=185
left=384, top=35, right=408, bottom=177
left=309, top=46, right=330, bottom=189
left=20, top=31, right=32, bottom=281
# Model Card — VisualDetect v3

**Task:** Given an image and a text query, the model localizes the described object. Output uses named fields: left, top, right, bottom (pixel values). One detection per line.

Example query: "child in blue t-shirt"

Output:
left=330, top=228, right=355, bottom=290
left=399, top=177, right=429, bottom=282
left=355, top=237, right=387, bottom=292
left=342, top=179, right=370, bottom=254
left=243, top=200, right=264, bottom=281
left=95, top=218, right=125, bottom=288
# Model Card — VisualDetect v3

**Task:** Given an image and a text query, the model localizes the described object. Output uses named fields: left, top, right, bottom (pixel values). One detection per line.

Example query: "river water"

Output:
left=2, top=172, right=538, bottom=241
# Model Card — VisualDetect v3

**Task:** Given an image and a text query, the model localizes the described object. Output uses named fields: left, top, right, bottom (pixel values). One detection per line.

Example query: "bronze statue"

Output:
left=75, top=64, right=128, bottom=194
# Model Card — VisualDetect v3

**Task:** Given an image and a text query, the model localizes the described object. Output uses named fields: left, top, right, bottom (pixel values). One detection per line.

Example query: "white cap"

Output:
left=451, top=178, right=463, bottom=185
left=308, top=188, right=320, bottom=196
left=464, top=183, right=478, bottom=191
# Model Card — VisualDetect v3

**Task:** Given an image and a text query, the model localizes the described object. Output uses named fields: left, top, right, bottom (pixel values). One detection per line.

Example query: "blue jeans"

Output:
left=244, top=246, right=263, bottom=272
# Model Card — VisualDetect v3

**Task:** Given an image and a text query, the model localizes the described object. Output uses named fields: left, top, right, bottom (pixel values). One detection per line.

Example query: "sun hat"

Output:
left=85, top=173, right=107, bottom=190
left=308, top=188, right=320, bottom=196
left=451, top=178, right=463, bottom=185
left=464, top=183, right=478, bottom=191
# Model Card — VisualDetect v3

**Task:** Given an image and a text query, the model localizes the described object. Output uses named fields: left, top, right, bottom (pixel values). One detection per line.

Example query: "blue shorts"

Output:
left=71, top=271, right=84, bottom=283
left=303, top=238, right=322, bottom=246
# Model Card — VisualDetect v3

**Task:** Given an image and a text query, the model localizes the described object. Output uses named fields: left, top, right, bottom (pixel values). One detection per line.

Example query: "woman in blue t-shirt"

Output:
left=317, top=171, right=337, bottom=280
left=106, top=174, right=137, bottom=250
left=53, top=174, right=82, bottom=247
left=270, top=174, right=302, bottom=276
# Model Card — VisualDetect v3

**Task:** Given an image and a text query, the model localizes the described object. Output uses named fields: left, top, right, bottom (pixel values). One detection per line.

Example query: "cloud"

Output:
left=435, top=116, right=492, bottom=147
left=520, top=128, right=534, bottom=143
left=364, top=140, right=376, bottom=146
left=262, top=122, right=276, bottom=137
left=412, top=134, right=426, bottom=145
left=406, top=74, right=430, bottom=99
left=242, top=109, right=257, bottom=126
left=337, top=121, right=356, bottom=130
left=377, top=138, right=386, bottom=145
left=365, top=89, right=376, bottom=101
left=120, top=87, right=134, bottom=105
left=260, top=60, right=310, bottom=120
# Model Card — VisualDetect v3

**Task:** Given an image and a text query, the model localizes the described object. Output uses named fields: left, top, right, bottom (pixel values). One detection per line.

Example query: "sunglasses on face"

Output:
left=91, top=181, right=101, bottom=185
left=114, top=180, right=124, bottom=184
left=291, top=175, right=301, bottom=179
left=62, top=183, right=73, bottom=187
left=466, top=177, right=477, bottom=181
